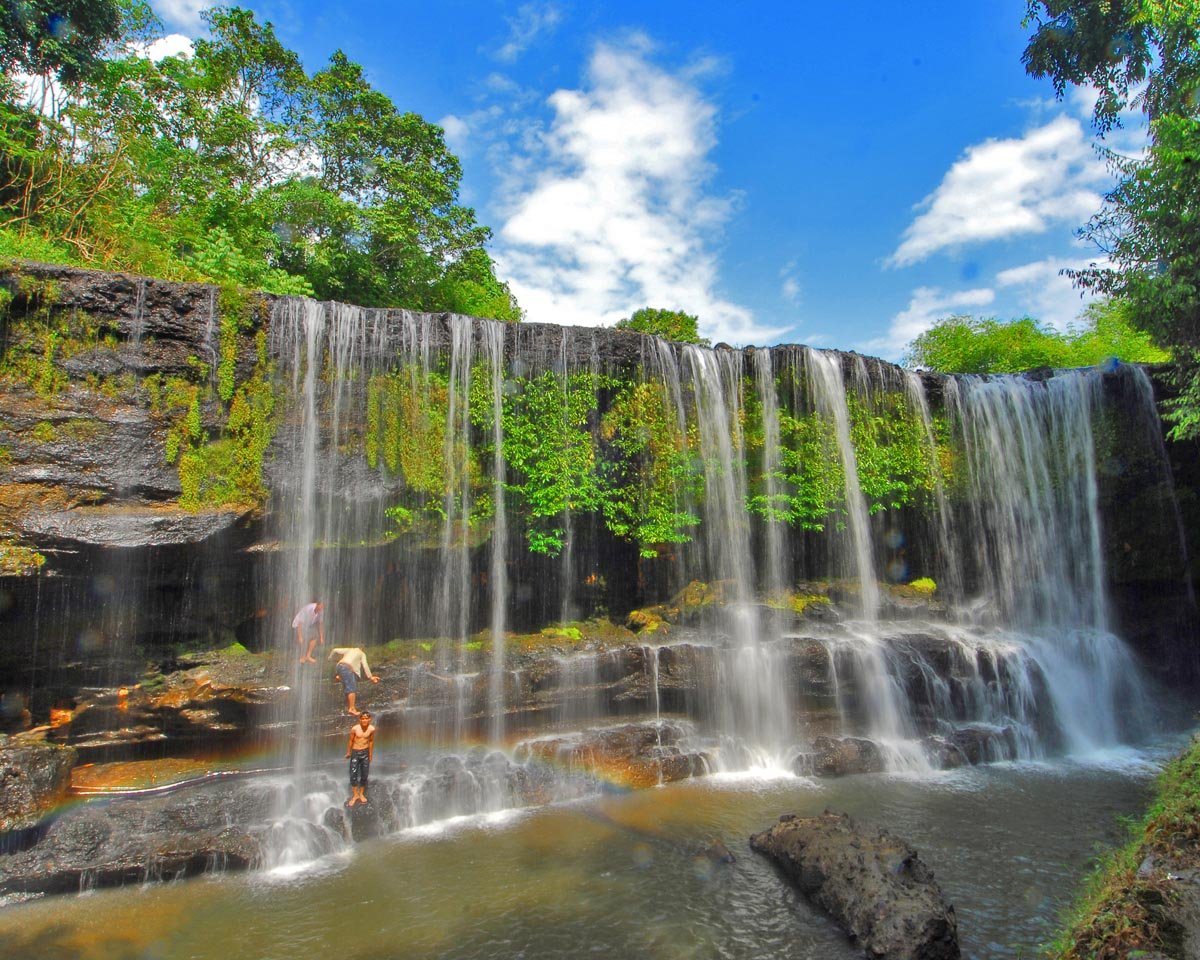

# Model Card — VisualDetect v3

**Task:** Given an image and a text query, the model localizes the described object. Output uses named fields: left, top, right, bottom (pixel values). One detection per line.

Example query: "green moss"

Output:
left=0, top=539, right=46, bottom=575
left=541, top=626, right=584, bottom=642
left=29, top=421, right=57, bottom=443
left=908, top=577, right=937, bottom=595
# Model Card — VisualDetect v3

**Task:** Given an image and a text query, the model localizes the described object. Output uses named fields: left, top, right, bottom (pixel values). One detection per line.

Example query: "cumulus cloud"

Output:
left=888, top=115, right=1107, bottom=267
left=860, top=286, right=996, bottom=362
left=995, top=255, right=1104, bottom=330
left=138, top=33, right=194, bottom=61
left=153, top=0, right=211, bottom=32
left=439, top=114, right=469, bottom=155
left=494, top=2, right=562, bottom=63
left=495, top=40, right=781, bottom=345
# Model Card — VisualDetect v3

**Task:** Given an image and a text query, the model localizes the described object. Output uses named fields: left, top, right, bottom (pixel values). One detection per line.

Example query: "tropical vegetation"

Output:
left=904, top=300, right=1169, bottom=373
left=1022, top=0, right=1200, bottom=437
left=0, top=1, right=520, bottom=320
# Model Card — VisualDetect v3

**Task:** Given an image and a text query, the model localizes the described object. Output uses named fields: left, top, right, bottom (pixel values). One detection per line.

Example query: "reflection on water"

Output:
left=0, top=746, right=1174, bottom=960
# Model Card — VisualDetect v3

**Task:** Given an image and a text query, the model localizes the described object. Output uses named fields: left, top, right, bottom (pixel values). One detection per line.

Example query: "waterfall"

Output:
left=805, top=348, right=880, bottom=621
left=250, top=300, right=1170, bottom=800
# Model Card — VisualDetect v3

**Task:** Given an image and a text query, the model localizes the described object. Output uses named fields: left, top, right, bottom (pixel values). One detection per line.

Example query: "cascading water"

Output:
left=244, top=293, right=1178, bottom=852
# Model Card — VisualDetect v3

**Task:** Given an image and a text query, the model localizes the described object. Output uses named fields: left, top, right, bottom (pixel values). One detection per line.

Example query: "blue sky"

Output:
left=151, top=1, right=1145, bottom=359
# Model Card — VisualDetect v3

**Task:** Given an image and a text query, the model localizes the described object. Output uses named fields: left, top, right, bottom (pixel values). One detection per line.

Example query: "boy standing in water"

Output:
left=345, top=711, right=375, bottom=807
left=292, top=600, right=325, bottom=664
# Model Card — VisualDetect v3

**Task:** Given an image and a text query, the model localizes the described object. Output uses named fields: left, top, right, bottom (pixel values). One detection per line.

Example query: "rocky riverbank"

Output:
left=1050, top=735, right=1200, bottom=959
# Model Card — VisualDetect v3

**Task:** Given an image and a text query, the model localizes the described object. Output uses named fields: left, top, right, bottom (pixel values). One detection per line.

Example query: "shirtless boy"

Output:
left=345, top=711, right=375, bottom=807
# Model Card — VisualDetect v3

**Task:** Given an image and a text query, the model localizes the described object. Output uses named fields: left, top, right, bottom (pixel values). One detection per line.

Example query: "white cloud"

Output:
left=779, top=259, right=801, bottom=304
left=138, top=33, right=194, bottom=61
left=861, top=286, right=996, bottom=362
left=153, top=1, right=212, bottom=32
left=995, top=255, right=1104, bottom=330
left=888, top=115, right=1107, bottom=267
left=494, top=40, right=781, bottom=345
left=439, top=114, right=469, bottom=155
left=495, top=2, right=562, bottom=63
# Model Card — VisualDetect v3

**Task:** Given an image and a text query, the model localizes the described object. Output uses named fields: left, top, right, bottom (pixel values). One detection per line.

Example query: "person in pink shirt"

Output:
left=292, top=600, right=325, bottom=663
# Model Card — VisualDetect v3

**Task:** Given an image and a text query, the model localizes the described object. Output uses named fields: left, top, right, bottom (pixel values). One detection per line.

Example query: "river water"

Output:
left=0, top=740, right=1176, bottom=960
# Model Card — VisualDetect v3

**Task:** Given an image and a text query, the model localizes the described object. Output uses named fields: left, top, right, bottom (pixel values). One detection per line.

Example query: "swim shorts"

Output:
left=336, top=662, right=358, bottom=693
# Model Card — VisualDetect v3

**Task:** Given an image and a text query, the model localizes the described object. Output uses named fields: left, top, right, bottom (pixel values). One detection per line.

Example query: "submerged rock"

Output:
left=750, top=812, right=960, bottom=960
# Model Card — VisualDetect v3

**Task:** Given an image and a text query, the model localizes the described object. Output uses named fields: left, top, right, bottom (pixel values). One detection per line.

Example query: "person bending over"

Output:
left=292, top=600, right=325, bottom=664
left=329, top=646, right=380, bottom=715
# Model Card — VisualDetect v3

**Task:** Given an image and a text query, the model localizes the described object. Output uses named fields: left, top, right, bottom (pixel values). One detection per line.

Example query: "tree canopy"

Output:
left=0, top=2, right=520, bottom=320
left=1022, top=0, right=1200, bottom=437
left=615, top=307, right=709, bottom=345
left=903, top=301, right=1169, bottom=374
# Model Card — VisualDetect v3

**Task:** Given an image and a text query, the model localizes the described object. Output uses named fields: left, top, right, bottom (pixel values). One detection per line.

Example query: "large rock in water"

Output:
left=750, top=812, right=960, bottom=960
left=0, top=781, right=268, bottom=897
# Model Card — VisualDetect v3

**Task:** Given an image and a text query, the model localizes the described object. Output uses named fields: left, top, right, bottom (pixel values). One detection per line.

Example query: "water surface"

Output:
left=0, top=746, right=1172, bottom=960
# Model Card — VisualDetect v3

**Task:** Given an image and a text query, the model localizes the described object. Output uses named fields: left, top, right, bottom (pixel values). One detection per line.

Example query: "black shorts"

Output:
left=349, top=748, right=370, bottom=786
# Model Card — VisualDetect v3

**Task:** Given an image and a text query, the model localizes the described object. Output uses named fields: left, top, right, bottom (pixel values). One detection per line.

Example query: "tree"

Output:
left=1023, top=1, right=1200, bottom=436
left=1023, top=1, right=1200, bottom=131
left=615, top=307, right=709, bottom=345
left=903, top=302, right=1169, bottom=373
left=0, top=0, right=122, bottom=87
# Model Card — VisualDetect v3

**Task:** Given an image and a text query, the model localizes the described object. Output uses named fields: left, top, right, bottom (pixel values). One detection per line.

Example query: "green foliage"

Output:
left=616, top=307, right=710, bottom=345
left=907, top=577, right=937, bottom=595
left=497, top=371, right=608, bottom=555
left=600, top=380, right=703, bottom=557
left=903, top=304, right=1170, bottom=373
left=1022, top=1, right=1200, bottom=437
left=848, top=392, right=936, bottom=514
left=1023, top=0, right=1200, bottom=132
left=0, top=3, right=517, bottom=319
left=0, top=0, right=122, bottom=85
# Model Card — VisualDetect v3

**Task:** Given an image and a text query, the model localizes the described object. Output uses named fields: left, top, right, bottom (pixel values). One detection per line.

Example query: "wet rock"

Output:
left=516, top=722, right=710, bottom=789
left=0, top=781, right=268, bottom=896
left=20, top=505, right=245, bottom=549
left=750, top=812, right=960, bottom=960
left=704, top=837, right=736, bottom=863
left=346, top=799, right=384, bottom=841
left=795, top=736, right=886, bottom=777
left=0, top=738, right=76, bottom=833
left=947, top=725, right=1018, bottom=765
left=920, top=736, right=968, bottom=770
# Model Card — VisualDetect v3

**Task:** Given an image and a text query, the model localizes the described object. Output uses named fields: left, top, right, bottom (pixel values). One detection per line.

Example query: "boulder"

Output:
left=795, top=736, right=886, bottom=777
left=0, top=738, right=76, bottom=834
left=750, top=812, right=960, bottom=960
left=515, top=721, right=710, bottom=789
left=0, top=780, right=267, bottom=896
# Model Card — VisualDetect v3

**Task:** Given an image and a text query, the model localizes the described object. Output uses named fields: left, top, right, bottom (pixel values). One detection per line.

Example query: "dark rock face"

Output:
left=0, top=739, right=76, bottom=833
left=0, top=781, right=266, bottom=897
left=750, top=812, right=960, bottom=960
